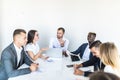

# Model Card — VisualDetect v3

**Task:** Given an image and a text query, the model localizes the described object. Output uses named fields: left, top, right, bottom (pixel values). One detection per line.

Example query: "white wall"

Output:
left=0, top=0, right=2, bottom=53
left=1, top=0, right=120, bottom=55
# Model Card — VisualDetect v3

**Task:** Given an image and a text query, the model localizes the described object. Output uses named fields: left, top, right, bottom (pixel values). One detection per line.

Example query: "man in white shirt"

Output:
left=49, top=27, right=69, bottom=57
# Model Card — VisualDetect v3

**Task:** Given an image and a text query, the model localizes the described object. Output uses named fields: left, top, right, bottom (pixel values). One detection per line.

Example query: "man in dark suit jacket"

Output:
left=0, top=29, right=38, bottom=80
left=74, top=40, right=105, bottom=76
left=71, top=32, right=96, bottom=61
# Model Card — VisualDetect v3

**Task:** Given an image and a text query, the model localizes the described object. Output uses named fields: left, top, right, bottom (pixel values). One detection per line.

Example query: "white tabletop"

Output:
left=8, top=51, right=91, bottom=80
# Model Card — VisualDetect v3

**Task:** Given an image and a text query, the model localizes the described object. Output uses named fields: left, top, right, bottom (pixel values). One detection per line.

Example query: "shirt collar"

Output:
left=13, top=43, right=23, bottom=51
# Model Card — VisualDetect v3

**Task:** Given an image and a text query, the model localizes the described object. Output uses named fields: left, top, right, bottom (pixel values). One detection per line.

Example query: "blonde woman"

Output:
left=100, top=42, right=120, bottom=77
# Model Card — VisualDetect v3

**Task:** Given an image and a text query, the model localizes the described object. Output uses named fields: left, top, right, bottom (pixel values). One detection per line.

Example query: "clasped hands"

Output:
left=73, top=64, right=84, bottom=75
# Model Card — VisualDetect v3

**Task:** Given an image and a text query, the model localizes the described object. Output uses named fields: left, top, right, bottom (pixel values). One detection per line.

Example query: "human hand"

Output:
left=59, top=40, right=65, bottom=47
left=30, top=63, right=39, bottom=72
left=39, top=48, right=49, bottom=53
left=74, top=69, right=84, bottom=75
left=40, top=47, right=49, bottom=52
left=74, top=64, right=82, bottom=69
left=44, top=56, right=49, bottom=60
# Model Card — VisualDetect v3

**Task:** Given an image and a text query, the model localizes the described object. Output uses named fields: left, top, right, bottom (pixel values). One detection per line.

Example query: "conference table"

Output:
left=61, top=56, right=92, bottom=80
left=8, top=50, right=92, bottom=80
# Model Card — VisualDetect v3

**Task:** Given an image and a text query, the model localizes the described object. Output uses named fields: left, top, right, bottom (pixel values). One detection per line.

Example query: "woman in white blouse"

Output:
left=25, top=30, right=48, bottom=61
left=100, top=42, right=120, bottom=77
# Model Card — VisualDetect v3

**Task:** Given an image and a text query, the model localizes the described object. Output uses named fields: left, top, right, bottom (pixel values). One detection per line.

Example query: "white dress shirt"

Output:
left=49, top=37, right=69, bottom=51
left=14, top=44, right=22, bottom=66
left=82, top=44, right=90, bottom=61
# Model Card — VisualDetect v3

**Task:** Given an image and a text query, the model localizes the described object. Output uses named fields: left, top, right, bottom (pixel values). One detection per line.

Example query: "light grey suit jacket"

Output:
left=0, top=43, right=33, bottom=80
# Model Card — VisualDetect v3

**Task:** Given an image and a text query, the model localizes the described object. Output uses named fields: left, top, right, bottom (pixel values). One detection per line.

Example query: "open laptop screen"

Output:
left=43, top=48, right=62, bottom=58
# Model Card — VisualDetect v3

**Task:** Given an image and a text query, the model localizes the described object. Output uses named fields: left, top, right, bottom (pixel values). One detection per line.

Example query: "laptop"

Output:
left=70, top=53, right=81, bottom=62
left=42, top=48, right=62, bottom=58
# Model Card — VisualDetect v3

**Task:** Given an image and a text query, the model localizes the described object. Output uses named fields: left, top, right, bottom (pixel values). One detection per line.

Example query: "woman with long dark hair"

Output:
left=25, top=30, right=48, bottom=61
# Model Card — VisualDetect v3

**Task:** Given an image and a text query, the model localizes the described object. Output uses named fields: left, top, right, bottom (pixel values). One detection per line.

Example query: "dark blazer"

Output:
left=82, top=56, right=105, bottom=76
left=0, top=43, right=33, bottom=80
left=71, top=43, right=93, bottom=59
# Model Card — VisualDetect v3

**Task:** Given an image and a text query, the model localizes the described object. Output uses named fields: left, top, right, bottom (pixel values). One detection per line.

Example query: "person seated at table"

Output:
left=100, top=42, right=120, bottom=77
left=74, top=40, right=105, bottom=76
left=71, top=32, right=96, bottom=61
left=89, top=71, right=120, bottom=80
left=49, top=27, right=69, bottom=57
left=25, top=30, right=49, bottom=61
left=0, top=29, right=38, bottom=80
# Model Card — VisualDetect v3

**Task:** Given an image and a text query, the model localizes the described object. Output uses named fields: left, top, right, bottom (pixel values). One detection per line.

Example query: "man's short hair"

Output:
left=89, top=40, right=102, bottom=49
left=57, top=27, right=65, bottom=33
left=13, top=29, right=26, bottom=37
left=88, top=32, right=96, bottom=37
